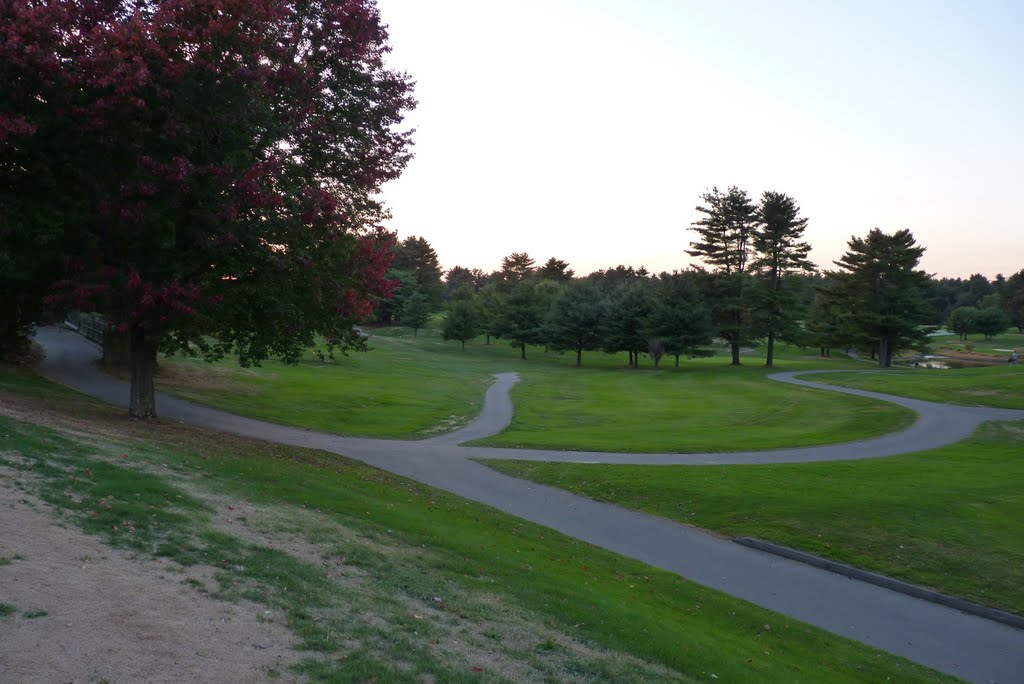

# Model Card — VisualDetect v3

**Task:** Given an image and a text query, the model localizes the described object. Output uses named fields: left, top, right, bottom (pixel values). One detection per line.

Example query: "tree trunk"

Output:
left=674, top=354, right=680, bottom=368
left=460, top=339, right=465, bottom=351
left=103, top=328, right=131, bottom=366
left=129, top=325, right=157, bottom=418
left=520, top=342, right=526, bottom=360
left=413, top=327, right=418, bottom=338
left=879, top=337, right=890, bottom=368
left=765, top=331, right=776, bottom=368
left=730, top=340, right=741, bottom=366
left=486, top=334, right=491, bottom=345
left=575, top=349, right=582, bottom=367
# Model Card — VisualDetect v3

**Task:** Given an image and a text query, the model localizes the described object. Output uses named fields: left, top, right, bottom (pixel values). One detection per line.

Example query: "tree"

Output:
left=538, top=257, right=575, bottom=282
left=946, top=306, right=978, bottom=340
left=604, top=280, right=654, bottom=367
left=805, top=287, right=852, bottom=358
left=443, top=266, right=486, bottom=300
left=374, top=269, right=417, bottom=325
left=441, top=288, right=481, bottom=350
left=398, top=287, right=431, bottom=338
left=497, top=252, right=536, bottom=290
left=751, top=191, right=814, bottom=367
left=645, top=272, right=714, bottom=368
left=831, top=229, right=931, bottom=367
left=492, top=280, right=547, bottom=360
left=1004, top=269, right=1024, bottom=334
left=974, top=307, right=1010, bottom=340
left=956, top=273, right=994, bottom=309
left=544, top=280, right=607, bottom=366
left=392, top=236, right=443, bottom=306
left=687, top=186, right=758, bottom=365
left=2, top=0, right=414, bottom=417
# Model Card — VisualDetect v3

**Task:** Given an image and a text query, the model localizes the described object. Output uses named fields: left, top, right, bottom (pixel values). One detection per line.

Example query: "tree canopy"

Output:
left=830, top=229, right=931, bottom=367
left=1, top=0, right=415, bottom=414
left=687, top=186, right=758, bottom=365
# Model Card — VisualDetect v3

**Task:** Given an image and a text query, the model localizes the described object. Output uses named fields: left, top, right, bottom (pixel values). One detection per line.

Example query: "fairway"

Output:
left=816, top=364, right=1024, bottom=409
left=469, top=361, right=914, bottom=452
left=0, top=367, right=950, bottom=683
left=149, top=329, right=914, bottom=451
left=483, top=418, right=1024, bottom=616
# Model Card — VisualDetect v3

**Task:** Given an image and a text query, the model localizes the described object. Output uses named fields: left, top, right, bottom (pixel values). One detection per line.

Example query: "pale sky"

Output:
left=375, top=0, right=1023, bottom=279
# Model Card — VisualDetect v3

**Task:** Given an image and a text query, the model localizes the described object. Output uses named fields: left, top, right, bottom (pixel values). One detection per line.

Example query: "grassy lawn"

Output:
left=468, top=359, right=914, bottom=452
left=815, top=364, right=1024, bottom=409
left=148, top=330, right=913, bottom=451
left=483, top=419, right=1024, bottom=616
left=143, top=331, right=502, bottom=439
left=930, top=330, right=1024, bottom=358
left=0, top=367, right=949, bottom=682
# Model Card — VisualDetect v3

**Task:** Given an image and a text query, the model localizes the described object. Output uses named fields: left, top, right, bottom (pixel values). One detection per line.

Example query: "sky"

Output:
left=374, top=0, right=1023, bottom=279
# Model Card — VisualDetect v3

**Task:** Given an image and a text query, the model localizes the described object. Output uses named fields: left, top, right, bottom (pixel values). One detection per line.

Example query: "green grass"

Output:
left=0, top=603, right=16, bottom=617
left=0, top=367, right=949, bottom=682
left=148, top=332, right=913, bottom=451
left=483, top=419, right=1024, bottom=615
left=469, top=359, right=914, bottom=452
left=816, top=364, right=1024, bottom=408
left=147, top=332, right=499, bottom=439
left=930, top=329, right=1024, bottom=357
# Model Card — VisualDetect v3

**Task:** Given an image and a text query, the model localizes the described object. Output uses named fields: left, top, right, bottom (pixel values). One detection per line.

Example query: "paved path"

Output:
left=30, top=330, right=1024, bottom=683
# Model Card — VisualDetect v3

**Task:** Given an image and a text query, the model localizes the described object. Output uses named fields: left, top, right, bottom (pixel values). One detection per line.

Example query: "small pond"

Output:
left=895, top=355, right=1009, bottom=370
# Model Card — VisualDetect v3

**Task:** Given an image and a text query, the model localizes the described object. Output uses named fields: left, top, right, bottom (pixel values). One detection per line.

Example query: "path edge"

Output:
left=735, top=537, right=1024, bottom=631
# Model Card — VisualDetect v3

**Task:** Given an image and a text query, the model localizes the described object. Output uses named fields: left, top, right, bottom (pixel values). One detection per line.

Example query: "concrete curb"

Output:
left=735, top=537, right=1024, bottom=631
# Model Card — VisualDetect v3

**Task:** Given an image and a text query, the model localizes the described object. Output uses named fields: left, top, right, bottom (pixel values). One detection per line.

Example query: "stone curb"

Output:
left=734, top=537, right=1024, bottom=631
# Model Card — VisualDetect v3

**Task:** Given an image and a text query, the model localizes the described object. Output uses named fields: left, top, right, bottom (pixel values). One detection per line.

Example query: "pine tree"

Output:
left=831, top=229, right=931, bottom=367
left=751, top=191, right=814, bottom=367
left=686, top=186, right=758, bottom=365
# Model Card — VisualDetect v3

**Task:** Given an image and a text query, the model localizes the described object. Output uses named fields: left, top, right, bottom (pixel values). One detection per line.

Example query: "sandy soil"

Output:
left=0, top=477, right=303, bottom=684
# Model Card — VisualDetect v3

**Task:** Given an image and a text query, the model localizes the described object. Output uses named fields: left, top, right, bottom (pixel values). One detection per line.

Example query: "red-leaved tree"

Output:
left=1, top=0, right=415, bottom=416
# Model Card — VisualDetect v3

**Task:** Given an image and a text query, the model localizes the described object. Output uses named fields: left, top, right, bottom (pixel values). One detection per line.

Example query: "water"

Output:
left=897, top=355, right=1006, bottom=370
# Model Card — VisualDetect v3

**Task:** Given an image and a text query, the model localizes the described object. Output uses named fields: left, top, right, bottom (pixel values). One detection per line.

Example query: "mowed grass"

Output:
left=0, top=368, right=949, bottom=682
left=150, top=331, right=500, bottom=438
left=151, top=329, right=913, bottom=451
left=816, top=364, right=1024, bottom=409
left=483, top=419, right=1024, bottom=615
left=930, top=330, right=1024, bottom=358
left=469, top=358, right=914, bottom=452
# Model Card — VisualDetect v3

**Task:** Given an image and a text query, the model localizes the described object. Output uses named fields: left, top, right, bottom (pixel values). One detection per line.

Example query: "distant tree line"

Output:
left=378, top=188, right=1023, bottom=369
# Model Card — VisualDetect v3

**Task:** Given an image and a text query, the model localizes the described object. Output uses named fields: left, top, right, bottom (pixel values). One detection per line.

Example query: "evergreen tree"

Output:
left=538, top=257, right=575, bottom=282
left=686, top=186, right=758, bottom=365
left=398, top=287, right=431, bottom=338
left=441, top=288, right=481, bottom=350
left=751, top=191, right=814, bottom=367
left=831, top=229, right=931, bottom=367
left=544, top=280, right=607, bottom=366
left=492, top=280, right=545, bottom=359
left=392, top=236, right=443, bottom=306
left=604, top=280, right=654, bottom=367
left=645, top=272, right=714, bottom=368
left=497, top=252, right=537, bottom=291
left=1004, top=269, right=1024, bottom=334
left=805, top=288, right=850, bottom=357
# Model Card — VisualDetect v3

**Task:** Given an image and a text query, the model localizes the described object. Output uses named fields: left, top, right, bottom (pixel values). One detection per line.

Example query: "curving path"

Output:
left=29, top=329, right=1024, bottom=683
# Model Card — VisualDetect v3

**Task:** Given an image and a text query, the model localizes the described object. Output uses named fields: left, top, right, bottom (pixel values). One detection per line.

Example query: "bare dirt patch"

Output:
left=0, top=477, right=303, bottom=684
